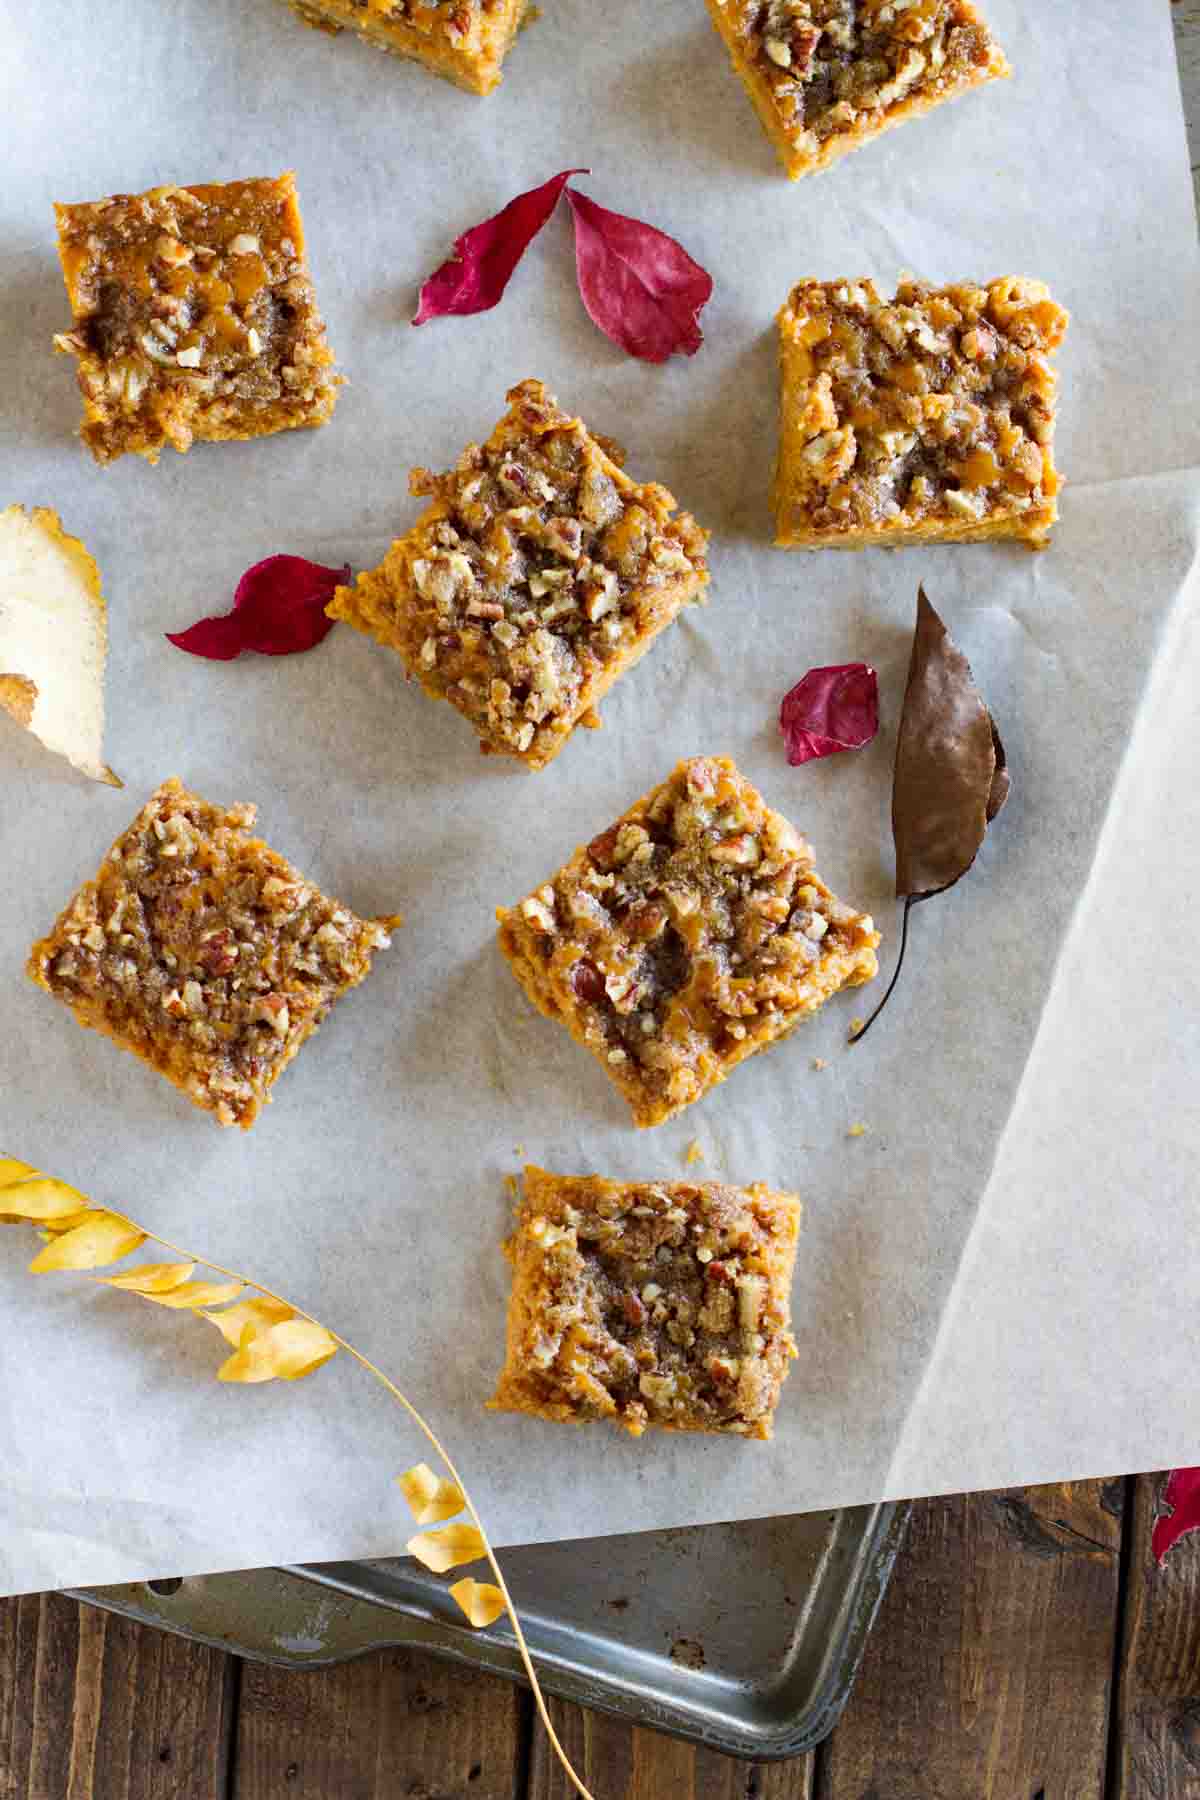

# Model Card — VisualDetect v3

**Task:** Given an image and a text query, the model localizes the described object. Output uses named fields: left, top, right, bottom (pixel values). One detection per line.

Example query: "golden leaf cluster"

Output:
left=0, top=1154, right=594, bottom=1800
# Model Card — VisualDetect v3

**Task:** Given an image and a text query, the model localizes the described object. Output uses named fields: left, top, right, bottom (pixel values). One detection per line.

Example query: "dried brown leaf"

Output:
left=852, top=587, right=1010, bottom=1045
left=893, top=586, right=1009, bottom=899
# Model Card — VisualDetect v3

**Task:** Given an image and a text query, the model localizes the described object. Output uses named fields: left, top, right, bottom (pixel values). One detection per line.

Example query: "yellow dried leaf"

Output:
left=140, top=1279, right=245, bottom=1310
left=449, top=1579, right=506, bottom=1630
left=396, top=1462, right=465, bottom=1527
left=100, top=1261, right=197, bottom=1295
left=407, top=1523, right=487, bottom=1575
left=0, top=1157, right=42, bottom=1188
left=36, top=1209, right=98, bottom=1236
left=203, top=1296, right=294, bottom=1349
left=0, top=1176, right=90, bottom=1221
left=218, top=1318, right=338, bottom=1384
left=29, top=1211, right=144, bottom=1272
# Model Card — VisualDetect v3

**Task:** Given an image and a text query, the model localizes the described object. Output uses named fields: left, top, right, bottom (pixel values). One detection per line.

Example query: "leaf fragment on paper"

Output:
left=0, top=506, right=120, bottom=784
left=407, top=1522, right=487, bottom=1574
left=166, top=555, right=349, bottom=660
left=565, top=186, right=713, bottom=363
left=396, top=1462, right=466, bottom=1526
left=413, top=169, right=585, bottom=323
left=450, top=1578, right=507, bottom=1629
left=779, top=662, right=879, bottom=766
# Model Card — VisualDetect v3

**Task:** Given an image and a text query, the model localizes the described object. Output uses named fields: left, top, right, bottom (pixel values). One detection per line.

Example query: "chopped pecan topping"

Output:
left=491, top=1169, right=802, bottom=1437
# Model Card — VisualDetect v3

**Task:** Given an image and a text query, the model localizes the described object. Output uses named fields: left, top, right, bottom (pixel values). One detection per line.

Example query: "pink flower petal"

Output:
left=780, top=663, right=879, bottom=766
left=413, top=169, right=587, bottom=325
left=166, top=555, right=350, bottom=661
left=1152, top=1466, right=1200, bottom=1563
left=564, top=188, right=713, bottom=364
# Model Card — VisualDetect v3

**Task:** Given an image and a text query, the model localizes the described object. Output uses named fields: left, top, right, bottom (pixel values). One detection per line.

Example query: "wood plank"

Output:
left=1111, top=1471, right=1200, bottom=1798
left=527, top=1698, right=812, bottom=1799
left=0, top=1591, right=236, bottom=1800
left=815, top=1481, right=1124, bottom=1800
left=232, top=1645, right=527, bottom=1800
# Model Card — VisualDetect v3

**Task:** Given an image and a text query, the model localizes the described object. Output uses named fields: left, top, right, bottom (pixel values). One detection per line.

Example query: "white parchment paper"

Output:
left=1, top=0, right=1198, bottom=1596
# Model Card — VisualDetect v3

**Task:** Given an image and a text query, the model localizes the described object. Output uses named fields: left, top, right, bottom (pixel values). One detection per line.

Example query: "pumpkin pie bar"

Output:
left=490, top=1167, right=802, bottom=1438
left=27, top=778, right=400, bottom=1128
left=328, top=379, right=710, bottom=771
left=286, top=0, right=530, bottom=93
left=53, top=173, right=339, bottom=465
left=773, top=276, right=1068, bottom=550
left=496, top=757, right=879, bottom=1126
left=704, top=0, right=1008, bottom=180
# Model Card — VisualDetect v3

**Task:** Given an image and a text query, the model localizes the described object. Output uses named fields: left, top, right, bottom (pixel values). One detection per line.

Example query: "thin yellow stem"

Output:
left=100, top=1214, right=595, bottom=1800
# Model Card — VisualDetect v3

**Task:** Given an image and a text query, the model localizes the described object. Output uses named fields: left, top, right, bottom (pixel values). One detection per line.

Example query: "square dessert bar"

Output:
left=328, top=379, right=710, bottom=771
left=27, top=778, right=400, bottom=1128
left=497, top=756, right=879, bottom=1126
left=287, top=0, right=529, bottom=94
left=704, top=0, right=1008, bottom=180
left=491, top=1168, right=802, bottom=1438
left=53, top=173, right=339, bottom=465
left=773, top=276, right=1068, bottom=550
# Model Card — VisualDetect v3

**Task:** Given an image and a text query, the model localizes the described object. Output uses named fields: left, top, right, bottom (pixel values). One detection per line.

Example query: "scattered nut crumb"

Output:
left=685, top=1140, right=705, bottom=1167
left=811, top=1057, right=827, bottom=1072
left=848, top=1018, right=865, bottom=1039
left=847, top=1122, right=868, bottom=1138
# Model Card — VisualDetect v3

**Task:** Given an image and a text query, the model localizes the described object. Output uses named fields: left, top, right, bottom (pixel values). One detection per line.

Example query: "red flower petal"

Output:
left=413, top=169, right=587, bottom=325
left=780, top=663, right=879, bottom=766
left=166, top=555, right=349, bottom=661
left=564, top=188, right=713, bottom=364
left=1152, top=1467, right=1200, bottom=1563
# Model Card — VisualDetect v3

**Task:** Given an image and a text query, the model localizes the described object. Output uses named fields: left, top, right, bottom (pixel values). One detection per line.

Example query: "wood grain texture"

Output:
left=0, top=1591, right=235, bottom=1800
left=527, top=1699, right=811, bottom=1800
left=1111, top=1472, right=1200, bottom=1799
left=813, top=1482, right=1124, bottom=1800
left=232, top=1646, right=527, bottom=1800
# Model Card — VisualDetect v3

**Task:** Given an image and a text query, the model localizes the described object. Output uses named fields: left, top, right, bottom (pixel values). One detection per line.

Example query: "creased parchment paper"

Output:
left=1, top=0, right=1198, bottom=1596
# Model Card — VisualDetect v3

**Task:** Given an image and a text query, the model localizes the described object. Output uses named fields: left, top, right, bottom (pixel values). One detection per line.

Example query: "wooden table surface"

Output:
left=5, top=1474, right=1200, bottom=1799
left=4, top=12, right=1198, bottom=1800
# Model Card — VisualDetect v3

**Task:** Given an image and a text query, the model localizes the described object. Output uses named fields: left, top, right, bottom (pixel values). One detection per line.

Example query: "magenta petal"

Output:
left=413, top=169, right=587, bottom=325
left=1152, top=1467, right=1200, bottom=1563
left=780, top=663, right=879, bottom=766
left=564, top=188, right=713, bottom=364
left=166, top=555, right=349, bottom=661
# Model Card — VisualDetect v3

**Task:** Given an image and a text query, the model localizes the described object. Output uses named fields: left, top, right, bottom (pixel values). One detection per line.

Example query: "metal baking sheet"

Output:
left=71, top=1500, right=907, bottom=1760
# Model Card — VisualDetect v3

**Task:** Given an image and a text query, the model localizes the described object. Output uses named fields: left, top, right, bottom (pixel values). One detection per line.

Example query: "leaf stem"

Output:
left=57, top=1214, right=596, bottom=1800
left=848, top=895, right=915, bottom=1047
